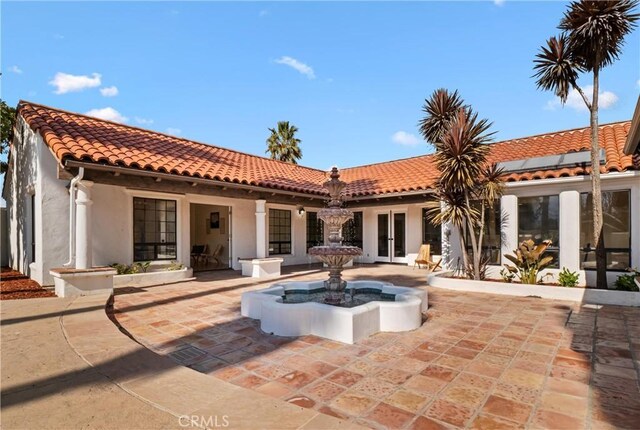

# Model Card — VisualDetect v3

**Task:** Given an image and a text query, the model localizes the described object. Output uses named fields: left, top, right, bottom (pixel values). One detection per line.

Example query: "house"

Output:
left=3, top=101, right=639, bottom=290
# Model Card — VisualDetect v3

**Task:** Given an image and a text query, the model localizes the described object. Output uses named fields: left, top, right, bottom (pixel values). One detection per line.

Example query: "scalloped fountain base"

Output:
left=240, top=281, right=427, bottom=344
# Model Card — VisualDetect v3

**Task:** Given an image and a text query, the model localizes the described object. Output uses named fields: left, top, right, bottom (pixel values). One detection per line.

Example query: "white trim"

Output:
left=505, top=170, right=640, bottom=189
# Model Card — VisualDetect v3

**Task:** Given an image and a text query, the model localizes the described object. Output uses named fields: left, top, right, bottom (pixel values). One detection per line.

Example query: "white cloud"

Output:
left=85, top=107, right=128, bottom=123
left=545, top=86, right=618, bottom=112
left=49, top=72, right=101, bottom=94
left=166, top=127, right=181, bottom=135
left=494, top=0, right=506, bottom=5
left=99, top=86, right=119, bottom=97
left=274, top=56, right=316, bottom=79
left=637, top=79, right=640, bottom=88
left=134, top=117, right=154, bottom=125
left=392, top=131, right=420, bottom=146
left=8, top=65, right=23, bottom=74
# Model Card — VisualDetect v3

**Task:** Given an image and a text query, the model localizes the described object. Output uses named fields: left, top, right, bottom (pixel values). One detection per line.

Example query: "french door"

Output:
left=376, top=211, right=407, bottom=263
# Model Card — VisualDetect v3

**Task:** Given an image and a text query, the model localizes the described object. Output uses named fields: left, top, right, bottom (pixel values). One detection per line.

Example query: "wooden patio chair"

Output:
left=414, top=244, right=442, bottom=272
left=210, top=244, right=224, bottom=266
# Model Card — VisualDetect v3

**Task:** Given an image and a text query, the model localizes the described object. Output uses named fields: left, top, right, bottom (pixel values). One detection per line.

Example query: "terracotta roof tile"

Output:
left=17, top=101, right=634, bottom=199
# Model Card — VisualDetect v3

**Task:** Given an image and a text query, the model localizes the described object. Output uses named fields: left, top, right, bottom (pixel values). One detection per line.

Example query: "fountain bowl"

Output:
left=241, top=281, right=427, bottom=344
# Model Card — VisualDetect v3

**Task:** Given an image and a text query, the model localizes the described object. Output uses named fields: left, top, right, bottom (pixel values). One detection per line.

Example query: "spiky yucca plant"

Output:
left=533, top=0, right=639, bottom=288
left=421, top=90, right=504, bottom=280
left=504, top=240, right=555, bottom=285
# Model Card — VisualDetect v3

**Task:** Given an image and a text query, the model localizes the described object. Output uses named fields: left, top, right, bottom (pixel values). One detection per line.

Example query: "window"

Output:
left=269, top=209, right=291, bottom=255
left=133, top=197, right=177, bottom=261
left=518, top=195, right=559, bottom=268
left=422, top=208, right=442, bottom=255
left=343, top=211, right=363, bottom=248
left=464, top=203, right=502, bottom=265
left=580, top=190, right=631, bottom=271
left=306, top=212, right=324, bottom=250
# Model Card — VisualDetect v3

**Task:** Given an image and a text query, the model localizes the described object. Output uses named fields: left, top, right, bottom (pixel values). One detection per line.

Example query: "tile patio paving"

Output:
left=111, top=264, right=640, bottom=429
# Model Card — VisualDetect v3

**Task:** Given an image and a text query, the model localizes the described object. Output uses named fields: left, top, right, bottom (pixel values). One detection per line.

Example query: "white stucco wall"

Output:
left=446, top=172, right=640, bottom=287
left=3, top=116, right=70, bottom=285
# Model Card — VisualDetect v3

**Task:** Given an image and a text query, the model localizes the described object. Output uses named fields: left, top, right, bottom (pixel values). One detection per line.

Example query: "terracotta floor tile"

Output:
left=376, top=367, right=413, bottom=384
left=408, top=416, right=454, bottom=430
left=385, top=390, right=429, bottom=413
left=318, top=405, right=349, bottom=420
left=594, top=362, right=638, bottom=380
left=426, top=398, right=475, bottom=427
left=531, top=409, right=585, bottom=430
left=539, top=391, right=588, bottom=418
left=286, top=395, right=316, bottom=409
left=253, top=364, right=294, bottom=380
left=327, top=369, right=363, bottom=387
left=500, top=368, right=545, bottom=390
left=298, top=360, right=338, bottom=378
left=231, top=373, right=268, bottom=389
left=367, top=351, right=395, bottom=363
left=440, top=385, right=487, bottom=408
left=446, top=346, right=480, bottom=360
left=433, top=354, right=471, bottom=370
left=469, top=413, right=522, bottom=430
left=544, top=376, right=589, bottom=398
left=404, top=374, right=447, bottom=395
left=276, top=370, right=314, bottom=389
left=456, top=339, right=488, bottom=351
left=302, top=380, right=345, bottom=402
left=421, top=364, right=459, bottom=382
left=550, top=365, right=590, bottom=384
left=353, top=377, right=397, bottom=398
left=592, top=386, right=640, bottom=411
left=406, top=349, right=441, bottom=363
left=366, top=402, right=415, bottom=428
left=591, top=403, right=640, bottom=429
left=452, top=372, right=495, bottom=391
left=466, top=360, right=506, bottom=379
left=211, top=365, right=245, bottom=381
left=481, top=395, right=533, bottom=424
left=592, top=373, right=639, bottom=394
left=329, top=391, right=377, bottom=416
left=387, top=356, right=430, bottom=373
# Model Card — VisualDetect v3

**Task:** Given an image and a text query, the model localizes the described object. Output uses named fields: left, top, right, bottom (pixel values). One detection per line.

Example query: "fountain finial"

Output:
left=324, top=167, right=347, bottom=208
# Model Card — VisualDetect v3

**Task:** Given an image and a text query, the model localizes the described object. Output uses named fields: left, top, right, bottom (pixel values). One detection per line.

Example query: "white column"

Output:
left=500, top=194, right=518, bottom=265
left=75, top=181, right=94, bottom=269
left=255, top=199, right=267, bottom=258
left=559, top=190, right=581, bottom=271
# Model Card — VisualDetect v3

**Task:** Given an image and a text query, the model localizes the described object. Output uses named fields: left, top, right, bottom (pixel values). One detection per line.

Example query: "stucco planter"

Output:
left=113, top=267, right=194, bottom=288
left=427, top=271, right=640, bottom=307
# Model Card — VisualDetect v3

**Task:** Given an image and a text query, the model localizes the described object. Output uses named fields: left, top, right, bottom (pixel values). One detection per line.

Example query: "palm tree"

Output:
left=533, top=0, right=638, bottom=289
left=420, top=90, right=504, bottom=280
left=265, top=121, right=303, bottom=164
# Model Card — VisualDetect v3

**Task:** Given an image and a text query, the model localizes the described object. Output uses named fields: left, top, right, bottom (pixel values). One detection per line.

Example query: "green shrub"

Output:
left=504, top=239, right=554, bottom=285
left=614, top=268, right=640, bottom=292
left=110, top=262, right=151, bottom=275
left=558, top=267, right=579, bottom=287
left=166, top=261, right=184, bottom=271
left=499, top=267, right=516, bottom=283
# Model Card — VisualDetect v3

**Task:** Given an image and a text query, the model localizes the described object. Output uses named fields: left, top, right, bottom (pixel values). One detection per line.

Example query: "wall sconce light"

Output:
left=297, top=205, right=306, bottom=216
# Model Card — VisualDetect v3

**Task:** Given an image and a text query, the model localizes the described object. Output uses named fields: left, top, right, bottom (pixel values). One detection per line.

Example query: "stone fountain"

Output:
left=308, top=167, right=363, bottom=305
left=240, top=167, right=427, bottom=344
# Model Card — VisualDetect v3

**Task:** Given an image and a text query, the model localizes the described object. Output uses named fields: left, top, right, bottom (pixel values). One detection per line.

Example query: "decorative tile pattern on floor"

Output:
left=111, top=264, right=640, bottom=429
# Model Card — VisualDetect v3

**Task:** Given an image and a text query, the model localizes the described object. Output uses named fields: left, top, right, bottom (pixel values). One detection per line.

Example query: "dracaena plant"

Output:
left=420, top=89, right=504, bottom=280
left=504, top=240, right=555, bottom=285
left=533, top=0, right=639, bottom=289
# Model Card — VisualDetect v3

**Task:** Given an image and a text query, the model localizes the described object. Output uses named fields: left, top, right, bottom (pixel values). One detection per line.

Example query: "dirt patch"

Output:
left=1, top=267, right=56, bottom=300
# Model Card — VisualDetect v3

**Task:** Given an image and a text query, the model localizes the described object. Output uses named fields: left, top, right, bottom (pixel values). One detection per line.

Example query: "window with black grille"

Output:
left=269, top=209, right=291, bottom=255
left=133, top=197, right=177, bottom=261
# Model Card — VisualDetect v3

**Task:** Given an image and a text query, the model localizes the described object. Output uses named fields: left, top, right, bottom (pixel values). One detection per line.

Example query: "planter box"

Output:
left=50, top=267, right=116, bottom=298
left=238, top=257, right=284, bottom=278
left=113, top=267, right=193, bottom=288
left=427, top=271, right=640, bottom=307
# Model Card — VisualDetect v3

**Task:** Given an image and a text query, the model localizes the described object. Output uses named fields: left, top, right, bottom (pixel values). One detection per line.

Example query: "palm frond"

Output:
left=418, top=88, right=465, bottom=146
left=560, top=0, right=639, bottom=71
left=533, top=34, right=583, bottom=103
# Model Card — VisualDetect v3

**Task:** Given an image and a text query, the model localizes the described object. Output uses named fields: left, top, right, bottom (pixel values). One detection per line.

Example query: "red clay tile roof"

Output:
left=17, top=101, right=635, bottom=199
left=341, top=121, right=634, bottom=196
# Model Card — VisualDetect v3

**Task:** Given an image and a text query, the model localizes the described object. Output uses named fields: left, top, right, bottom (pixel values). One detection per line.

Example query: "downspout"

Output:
left=63, top=167, right=84, bottom=267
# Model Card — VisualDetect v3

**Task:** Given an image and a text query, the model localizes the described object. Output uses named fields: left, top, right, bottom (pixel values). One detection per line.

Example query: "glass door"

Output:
left=376, top=211, right=407, bottom=263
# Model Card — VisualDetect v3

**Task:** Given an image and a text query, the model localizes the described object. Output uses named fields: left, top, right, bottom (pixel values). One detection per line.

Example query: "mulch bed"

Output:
left=1, top=267, right=56, bottom=300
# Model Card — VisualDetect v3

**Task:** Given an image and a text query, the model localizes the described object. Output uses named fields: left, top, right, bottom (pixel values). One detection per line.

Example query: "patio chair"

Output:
left=190, top=244, right=206, bottom=266
left=414, top=244, right=441, bottom=272
left=210, top=244, right=224, bottom=266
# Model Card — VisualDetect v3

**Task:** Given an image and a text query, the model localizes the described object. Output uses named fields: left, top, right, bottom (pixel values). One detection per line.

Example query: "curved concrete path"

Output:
left=1, top=294, right=359, bottom=429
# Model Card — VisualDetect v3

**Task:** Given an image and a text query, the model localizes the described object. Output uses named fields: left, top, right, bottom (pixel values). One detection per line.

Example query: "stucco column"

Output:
left=255, top=199, right=267, bottom=258
left=75, top=181, right=94, bottom=269
left=500, top=194, right=518, bottom=265
left=559, top=190, right=580, bottom=271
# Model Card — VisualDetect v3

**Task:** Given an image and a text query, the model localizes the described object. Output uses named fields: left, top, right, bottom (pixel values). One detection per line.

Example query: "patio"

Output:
left=111, top=264, right=640, bottom=429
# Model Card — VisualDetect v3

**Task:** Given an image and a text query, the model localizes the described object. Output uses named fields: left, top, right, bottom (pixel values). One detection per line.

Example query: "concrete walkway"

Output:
left=1, top=294, right=356, bottom=429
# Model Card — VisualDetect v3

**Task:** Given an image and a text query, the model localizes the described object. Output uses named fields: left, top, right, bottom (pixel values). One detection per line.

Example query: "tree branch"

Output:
left=572, top=83, right=591, bottom=110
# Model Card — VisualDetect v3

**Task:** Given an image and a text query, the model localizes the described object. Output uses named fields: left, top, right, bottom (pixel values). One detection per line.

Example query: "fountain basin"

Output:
left=241, top=281, right=427, bottom=344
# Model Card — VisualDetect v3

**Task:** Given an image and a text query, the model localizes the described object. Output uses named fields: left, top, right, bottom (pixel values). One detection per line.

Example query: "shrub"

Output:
left=558, top=267, right=579, bottom=287
left=614, top=268, right=640, bottom=292
left=110, top=262, right=150, bottom=275
left=167, top=261, right=184, bottom=271
left=499, top=267, right=516, bottom=283
left=504, top=239, right=554, bottom=285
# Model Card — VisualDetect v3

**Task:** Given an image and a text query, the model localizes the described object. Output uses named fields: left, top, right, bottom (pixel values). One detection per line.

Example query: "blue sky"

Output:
left=2, top=1, right=639, bottom=171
